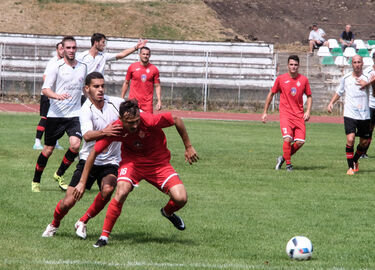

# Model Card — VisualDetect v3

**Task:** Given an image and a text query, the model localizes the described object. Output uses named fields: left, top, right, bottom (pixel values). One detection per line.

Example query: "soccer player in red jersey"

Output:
left=121, top=47, right=161, bottom=113
left=262, top=55, right=312, bottom=171
left=72, top=99, right=199, bottom=247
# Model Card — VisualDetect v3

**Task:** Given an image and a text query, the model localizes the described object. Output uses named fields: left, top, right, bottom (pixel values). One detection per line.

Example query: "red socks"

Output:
left=80, top=192, right=109, bottom=223
left=282, top=141, right=292, bottom=164
left=51, top=200, right=68, bottom=228
left=163, top=199, right=184, bottom=216
left=101, top=198, right=123, bottom=237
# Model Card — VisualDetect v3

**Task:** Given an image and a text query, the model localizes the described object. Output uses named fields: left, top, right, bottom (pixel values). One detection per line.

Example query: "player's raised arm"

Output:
left=173, top=115, right=199, bottom=164
left=116, top=39, right=148, bottom=60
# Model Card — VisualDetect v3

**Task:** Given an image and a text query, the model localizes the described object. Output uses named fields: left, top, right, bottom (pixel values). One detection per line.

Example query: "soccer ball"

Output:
left=286, top=236, right=313, bottom=260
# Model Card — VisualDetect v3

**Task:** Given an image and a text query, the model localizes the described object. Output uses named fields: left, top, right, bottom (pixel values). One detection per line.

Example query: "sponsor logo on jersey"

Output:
left=136, top=68, right=141, bottom=71
left=141, top=74, right=147, bottom=82
left=290, top=87, right=297, bottom=96
left=297, top=81, right=301, bottom=87
left=146, top=68, right=150, bottom=73
left=285, top=80, right=290, bottom=84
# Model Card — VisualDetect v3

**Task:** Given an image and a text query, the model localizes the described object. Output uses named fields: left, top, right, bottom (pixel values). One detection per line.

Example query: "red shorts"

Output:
left=279, top=117, right=306, bottom=142
left=117, top=162, right=182, bottom=193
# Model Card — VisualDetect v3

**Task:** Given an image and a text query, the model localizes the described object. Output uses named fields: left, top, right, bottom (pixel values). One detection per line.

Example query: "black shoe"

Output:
left=286, top=164, right=293, bottom=172
left=275, top=156, right=285, bottom=170
left=161, top=208, right=185, bottom=230
left=93, top=238, right=107, bottom=248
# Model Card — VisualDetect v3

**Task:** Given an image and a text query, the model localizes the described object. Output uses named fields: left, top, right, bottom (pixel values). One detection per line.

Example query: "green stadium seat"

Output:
left=367, top=40, right=375, bottom=46
left=357, top=48, right=370, bottom=57
left=348, top=57, right=352, bottom=65
left=321, top=56, right=335, bottom=65
left=331, top=47, right=343, bottom=56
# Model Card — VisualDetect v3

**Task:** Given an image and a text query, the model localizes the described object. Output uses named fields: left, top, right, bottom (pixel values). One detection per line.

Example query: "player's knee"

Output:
left=170, top=186, right=188, bottom=206
left=296, top=141, right=305, bottom=147
left=101, top=184, right=115, bottom=200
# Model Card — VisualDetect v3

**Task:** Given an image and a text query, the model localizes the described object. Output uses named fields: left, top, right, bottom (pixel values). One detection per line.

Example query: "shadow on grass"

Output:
left=113, top=231, right=196, bottom=245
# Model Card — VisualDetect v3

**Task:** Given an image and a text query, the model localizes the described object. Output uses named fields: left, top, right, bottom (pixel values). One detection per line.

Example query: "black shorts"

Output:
left=69, top=159, right=118, bottom=190
left=44, top=117, right=82, bottom=146
left=344, top=117, right=371, bottom=138
left=39, top=95, right=50, bottom=117
left=370, top=107, right=375, bottom=126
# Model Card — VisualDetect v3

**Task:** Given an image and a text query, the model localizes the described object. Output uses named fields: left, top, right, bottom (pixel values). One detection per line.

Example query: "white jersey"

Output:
left=76, top=50, right=117, bottom=75
left=308, top=28, right=326, bottom=42
left=79, top=95, right=123, bottom=165
left=363, top=66, right=375, bottom=108
left=42, top=59, right=87, bottom=118
left=41, top=56, right=60, bottom=95
left=336, top=72, right=370, bottom=120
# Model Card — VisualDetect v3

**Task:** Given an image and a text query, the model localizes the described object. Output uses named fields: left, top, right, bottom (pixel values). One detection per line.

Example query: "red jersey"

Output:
left=271, top=73, right=311, bottom=119
left=125, top=62, right=160, bottom=113
left=94, top=112, right=174, bottom=166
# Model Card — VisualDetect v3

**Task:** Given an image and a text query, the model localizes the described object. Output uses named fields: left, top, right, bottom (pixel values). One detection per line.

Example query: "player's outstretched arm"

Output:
left=72, top=148, right=100, bottom=201
left=116, top=39, right=148, bottom=60
left=262, top=90, right=275, bottom=123
left=173, top=116, right=199, bottom=164
left=83, top=122, right=123, bottom=142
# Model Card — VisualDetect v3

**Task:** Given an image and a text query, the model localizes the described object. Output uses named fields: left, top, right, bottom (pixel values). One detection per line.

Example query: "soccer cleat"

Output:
left=360, top=154, right=369, bottom=159
left=53, top=172, right=68, bottom=191
left=286, top=164, right=293, bottom=172
left=75, top=220, right=87, bottom=239
left=353, top=162, right=359, bottom=172
left=275, top=156, right=285, bottom=170
left=346, top=168, right=355, bottom=175
left=55, top=144, right=64, bottom=150
left=93, top=237, right=108, bottom=248
left=31, top=182, right=41, bottom=192
left=161, top=208, right=185, bottom=231
left=42, top=224, right=58, bottom=237
left=33, top=143, right=43, bottom=150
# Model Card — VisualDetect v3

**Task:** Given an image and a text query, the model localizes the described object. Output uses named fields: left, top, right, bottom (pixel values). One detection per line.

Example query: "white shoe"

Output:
left=42, top=224, right=58, bottom=237
left=75, top=220, right=87, bottom=239
left=55, top=144, right=64, bottom=150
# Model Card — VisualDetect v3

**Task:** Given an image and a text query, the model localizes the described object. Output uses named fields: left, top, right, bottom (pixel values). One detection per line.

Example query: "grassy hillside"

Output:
left=0, top=0, right=238, bottom=41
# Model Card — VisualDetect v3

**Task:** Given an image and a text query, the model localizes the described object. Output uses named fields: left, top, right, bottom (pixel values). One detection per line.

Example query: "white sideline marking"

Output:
left=2, top=259, right=281, bottom=269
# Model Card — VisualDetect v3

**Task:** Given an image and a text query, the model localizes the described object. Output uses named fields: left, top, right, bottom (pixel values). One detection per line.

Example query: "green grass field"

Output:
left=1, top=113, right=375, bottom=269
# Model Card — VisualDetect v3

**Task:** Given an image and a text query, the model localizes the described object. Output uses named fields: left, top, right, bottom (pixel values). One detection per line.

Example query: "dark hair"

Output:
left=56, top=42, right=63, bottom=49
left=288, top=55, right=300, bottom=64
left=119, top=99, right=140, bottom=118
left=62, top=36, right=76, bottom=47
left=91, top=33, right=107, bottom=46
left=140, top=46, right=151, bottom=53
left=85, top=72, right=104, bottom=86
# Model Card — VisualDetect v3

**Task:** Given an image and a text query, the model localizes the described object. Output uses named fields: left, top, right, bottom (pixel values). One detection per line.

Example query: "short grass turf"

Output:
left=0, top=113, right=374, bottom=270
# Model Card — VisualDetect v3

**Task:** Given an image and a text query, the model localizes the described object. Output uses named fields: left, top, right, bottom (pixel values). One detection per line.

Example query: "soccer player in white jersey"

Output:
left=33, top=42, right=64, bottom=150
left=327, top=55, right=371, bottom=175
left=42, top=72, right=123, bottom=238
left=359, top=53, right=375, bottom=158
left=32, top=36, right=87, bottom=192
left=76, top=33, right=147, bottom=75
